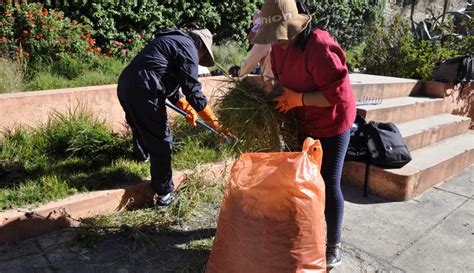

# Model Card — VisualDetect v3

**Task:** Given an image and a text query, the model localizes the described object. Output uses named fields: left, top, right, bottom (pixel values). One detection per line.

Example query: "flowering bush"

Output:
left=50, top=0, right=258, bottom=49
left=0, top=2, right=97, bottom=67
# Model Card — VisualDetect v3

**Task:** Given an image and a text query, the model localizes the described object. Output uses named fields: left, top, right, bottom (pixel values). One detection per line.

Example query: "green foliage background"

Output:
left=306, top=0, right=384, bottom=49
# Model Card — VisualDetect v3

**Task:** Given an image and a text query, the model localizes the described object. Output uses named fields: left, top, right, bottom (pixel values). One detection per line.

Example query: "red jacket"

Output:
left=271, top=28, right=356, bottom=138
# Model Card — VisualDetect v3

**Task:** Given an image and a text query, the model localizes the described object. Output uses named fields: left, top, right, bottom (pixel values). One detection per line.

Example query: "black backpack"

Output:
left=346, top=119, right=412, bottom=197
left=364, top=121, right=412, bottom=169
left=432, top=54, right=473, bottom=84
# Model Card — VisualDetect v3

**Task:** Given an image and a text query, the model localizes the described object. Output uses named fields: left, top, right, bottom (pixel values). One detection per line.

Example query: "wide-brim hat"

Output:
left=189, top=29, right=215, bottom=67
left=253, top=0, right=312, bottom=45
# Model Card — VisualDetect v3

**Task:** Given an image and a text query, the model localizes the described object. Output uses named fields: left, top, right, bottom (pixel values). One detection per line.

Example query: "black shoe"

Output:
left=156, top=193, right=177, bottom=208
left=326, top=244, right=342, bottom=268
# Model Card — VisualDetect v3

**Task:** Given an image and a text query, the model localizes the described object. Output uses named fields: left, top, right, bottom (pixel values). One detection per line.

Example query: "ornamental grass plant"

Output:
left=0, top=58, right=24, bottom=93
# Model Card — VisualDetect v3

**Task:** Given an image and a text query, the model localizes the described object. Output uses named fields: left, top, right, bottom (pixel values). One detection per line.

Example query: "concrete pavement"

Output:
left=334, top=165, right=474, bottom=272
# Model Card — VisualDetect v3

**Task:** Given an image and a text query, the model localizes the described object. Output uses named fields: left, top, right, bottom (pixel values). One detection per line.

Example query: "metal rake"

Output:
left=356, top=95, right=383, bottom=106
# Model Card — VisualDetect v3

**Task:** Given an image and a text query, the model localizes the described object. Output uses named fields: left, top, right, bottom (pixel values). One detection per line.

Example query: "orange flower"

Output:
left=95, top=47, right=102, bottom=53
left=22, top=30, right=29, bottom=35
left=60, top=38, right=65, bottom=45
left=42, top=8, right=48, bottom=17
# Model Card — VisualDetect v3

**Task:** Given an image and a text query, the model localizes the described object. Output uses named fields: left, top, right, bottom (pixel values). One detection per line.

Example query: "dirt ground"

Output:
left=0, top=205, right=220, bottom=273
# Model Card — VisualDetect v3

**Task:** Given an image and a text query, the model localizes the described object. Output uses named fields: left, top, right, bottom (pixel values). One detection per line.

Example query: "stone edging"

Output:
left=0, top=160, right=234, bottom=244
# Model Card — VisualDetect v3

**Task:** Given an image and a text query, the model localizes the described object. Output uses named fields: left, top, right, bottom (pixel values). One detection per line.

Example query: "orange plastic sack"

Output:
left=206, top=137, right=326, bottom=273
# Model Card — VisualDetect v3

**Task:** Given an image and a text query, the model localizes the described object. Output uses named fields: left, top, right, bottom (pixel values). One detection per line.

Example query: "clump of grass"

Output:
left=0, top=58, right=25, bottom=93
left=215, top=78, right=301, bottom=152
left=171, top=118, right=234, bottom=170
left=24, top=57, right=125, bottom=91
left=25, top=107, right=131, bottom=162
left=25, top=71, right=72, bottom=91
left=25, top=70, right=121, bottom=91
left=0, top=107, right=142, bottom=210
left=212, top=41, right=247, bottom=73
left=0, top=176, right=77, bottom=210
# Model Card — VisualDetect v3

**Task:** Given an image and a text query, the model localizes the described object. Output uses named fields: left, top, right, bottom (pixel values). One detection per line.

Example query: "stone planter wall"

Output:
left=0, top=76, right=231, bottom=133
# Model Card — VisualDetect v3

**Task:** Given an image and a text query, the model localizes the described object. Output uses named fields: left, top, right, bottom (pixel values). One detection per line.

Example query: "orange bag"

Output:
left=206, top=138, right=326, bottom=273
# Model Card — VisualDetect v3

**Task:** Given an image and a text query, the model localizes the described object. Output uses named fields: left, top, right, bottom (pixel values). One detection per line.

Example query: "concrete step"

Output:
left=357, top=96, right=445, bottom=124
left=349, top=73, right=419, bottom=99
left=398, top=114, right=471, bottom=151
left=342, top=131, right=474, bottom=201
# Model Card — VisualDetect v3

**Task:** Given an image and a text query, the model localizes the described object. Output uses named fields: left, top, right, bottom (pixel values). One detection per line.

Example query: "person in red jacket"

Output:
left=253, top=0, right=356, bottom=268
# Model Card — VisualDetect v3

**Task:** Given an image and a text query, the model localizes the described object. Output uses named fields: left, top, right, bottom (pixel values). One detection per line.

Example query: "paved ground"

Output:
left=0, top=166, right=472, bottom=273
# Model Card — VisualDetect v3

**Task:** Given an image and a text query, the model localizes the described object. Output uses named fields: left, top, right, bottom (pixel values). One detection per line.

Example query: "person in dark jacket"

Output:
left=117, top=28, right=223, bottom=207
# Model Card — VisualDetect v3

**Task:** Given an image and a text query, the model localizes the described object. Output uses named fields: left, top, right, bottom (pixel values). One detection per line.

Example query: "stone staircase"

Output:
left=342, top=74, right=474, bottom=201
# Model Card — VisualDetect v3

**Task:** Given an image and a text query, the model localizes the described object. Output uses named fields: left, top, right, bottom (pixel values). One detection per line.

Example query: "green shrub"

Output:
left=47, top=0, right=260, bottom=48
left=212, top=41, right=247, bottom=72
left=91, top=56, right=126, bottom=76
left=211, top=0, right=262, bottom=43
left=307, top=0, right=384, bottom=49
left=0, top=58, right=24, bottom=93
left=354, top=15, right=462, bottom=80
left=53, top=53, right=85, bottom=79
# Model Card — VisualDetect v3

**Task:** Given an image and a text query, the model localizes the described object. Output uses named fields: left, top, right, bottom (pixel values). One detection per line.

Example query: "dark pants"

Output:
left=306, top=129, right=350, bottom=245
left=117, top=78, right=174, bottom=196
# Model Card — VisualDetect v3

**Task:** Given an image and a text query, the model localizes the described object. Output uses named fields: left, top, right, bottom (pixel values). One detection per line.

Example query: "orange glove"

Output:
left=175, top=97, right=198, bottom=126
left=198, top=105, right=222, bottom=131
left=274, top=88, right=304, bottom=113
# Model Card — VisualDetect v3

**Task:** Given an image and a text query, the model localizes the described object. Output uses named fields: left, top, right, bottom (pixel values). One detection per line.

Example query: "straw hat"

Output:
left=253, top=0, right=312, bottom=45
left=189, top=29, right=215, bottom=67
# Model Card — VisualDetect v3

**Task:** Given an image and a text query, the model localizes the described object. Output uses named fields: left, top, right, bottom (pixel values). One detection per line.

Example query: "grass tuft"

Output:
left=212, top=41, right=247, bottom=73
left=0, top=175, right=77, bottom=210
left=0, top=58, right=25, bottom=93
left=171, top=118, right=234, bottom=170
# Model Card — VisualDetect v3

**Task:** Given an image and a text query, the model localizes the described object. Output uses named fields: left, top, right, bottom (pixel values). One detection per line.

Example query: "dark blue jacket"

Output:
left=120, top=29, right=208, bottom=112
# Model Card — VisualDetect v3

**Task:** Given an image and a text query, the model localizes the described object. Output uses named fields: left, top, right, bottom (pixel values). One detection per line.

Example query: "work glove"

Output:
left=274, top=88, right=303, bottom=113
left=198, top=105, right=222, bottom=131
left=198, top=106, right=235, bottom=143
left=175, top=97, right=198, bottom=126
